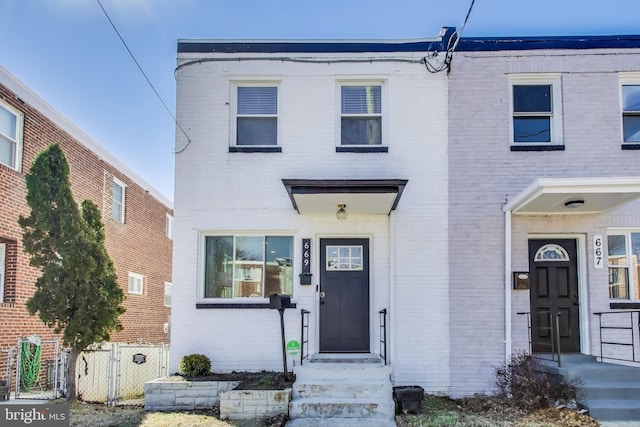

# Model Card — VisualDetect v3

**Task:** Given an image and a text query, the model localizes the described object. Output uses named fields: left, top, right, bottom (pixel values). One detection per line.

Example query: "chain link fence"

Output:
left=78, top=342, right=170, bottom=405
left=0, top=348, right=16, bottom=401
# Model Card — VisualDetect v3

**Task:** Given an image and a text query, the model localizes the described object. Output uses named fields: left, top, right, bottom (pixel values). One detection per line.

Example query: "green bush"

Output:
left=178, top=354, right=211, bottom=378
left=495, top=352, right=581, bottom=411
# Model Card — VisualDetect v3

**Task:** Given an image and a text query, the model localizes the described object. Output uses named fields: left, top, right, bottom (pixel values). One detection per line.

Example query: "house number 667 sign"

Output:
left=593, top=235, right=603, bottom=269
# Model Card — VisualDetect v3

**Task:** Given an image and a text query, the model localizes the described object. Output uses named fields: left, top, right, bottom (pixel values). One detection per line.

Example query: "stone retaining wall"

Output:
left=144, top=376, right=238, bottom=411
left=220, top=389, right=292, bottom=420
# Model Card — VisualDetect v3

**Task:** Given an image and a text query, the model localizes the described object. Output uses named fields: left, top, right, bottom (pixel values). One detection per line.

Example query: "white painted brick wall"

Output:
left=448, top=48, right=640, bottom=396
left=173, top=50, right=450, bottom=394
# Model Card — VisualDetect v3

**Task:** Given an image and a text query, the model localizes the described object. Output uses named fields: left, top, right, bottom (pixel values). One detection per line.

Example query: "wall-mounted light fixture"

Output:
left=564, top=199, right=585, bottom=209
left=336, top=203, right=348, bottom=220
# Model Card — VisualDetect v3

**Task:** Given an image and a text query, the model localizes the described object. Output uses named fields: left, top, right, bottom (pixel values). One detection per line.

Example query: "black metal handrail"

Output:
left=594, top=310, right=640, bottom=364
left=517, top=311, right=562, bottom=367
left=300, top=309, right=310, bottom=365
left=379, top=308, right=388, bottom=365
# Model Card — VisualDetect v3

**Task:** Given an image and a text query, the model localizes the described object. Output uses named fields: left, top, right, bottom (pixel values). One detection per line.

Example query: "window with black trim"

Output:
left=510, top=75, right=562, bottom=150
left=203, top=235, right=292, bottom=299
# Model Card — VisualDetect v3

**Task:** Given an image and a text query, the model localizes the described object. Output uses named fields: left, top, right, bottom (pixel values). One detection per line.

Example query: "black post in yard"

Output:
left=278, top=307, right=290, bottom=381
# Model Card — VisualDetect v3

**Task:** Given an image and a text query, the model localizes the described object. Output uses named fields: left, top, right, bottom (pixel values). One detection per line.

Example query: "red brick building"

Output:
left=0, top=65, right=173, bottom=352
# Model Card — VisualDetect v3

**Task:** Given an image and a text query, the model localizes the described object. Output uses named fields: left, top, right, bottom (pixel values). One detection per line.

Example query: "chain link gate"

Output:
left=77, top=343, right=169, bottom=405
left=1, top=348, right=16, bottom=401
left=14, top=336, right=66, bottom=400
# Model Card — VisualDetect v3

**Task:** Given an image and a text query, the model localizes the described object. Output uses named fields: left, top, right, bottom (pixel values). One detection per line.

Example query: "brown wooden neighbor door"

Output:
left=319, top=238, right=369, bottom=352
left=528, top=239, right=580, bottom=353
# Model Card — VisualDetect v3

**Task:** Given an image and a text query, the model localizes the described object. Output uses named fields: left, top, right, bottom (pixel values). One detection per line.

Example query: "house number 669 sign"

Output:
left=302, top=239, right=311, bottom=275
left=593, top=235, right=603, bottom=269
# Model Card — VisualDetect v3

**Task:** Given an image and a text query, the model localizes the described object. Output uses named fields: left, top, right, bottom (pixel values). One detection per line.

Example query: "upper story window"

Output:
left=0, top=101, right=23, bottom=171
left=166, top=214, right=174, bottom=240
left=607, top=231, right=640, bottom=300
left=232, top=85, right=278, bottom=148
left=128, top=272, right=144, bottom=295
left=112, top=177, right=126, bottom=223
left=622, top=84, right=640, bottom=144
left=202, top=235, right=292, bottom=300
left=340, top=84, right=382, bottom=147
left=510, top=75, right=563, bottom=151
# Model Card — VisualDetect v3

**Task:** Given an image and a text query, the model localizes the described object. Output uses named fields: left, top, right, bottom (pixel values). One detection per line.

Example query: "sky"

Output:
left=0, top=0, right=638, bottom=202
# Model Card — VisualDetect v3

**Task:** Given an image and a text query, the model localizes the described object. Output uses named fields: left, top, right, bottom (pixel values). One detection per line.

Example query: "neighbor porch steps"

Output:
left=538, top=354, right=640, bottom=422
left=285, top=354, right=396, bottom=427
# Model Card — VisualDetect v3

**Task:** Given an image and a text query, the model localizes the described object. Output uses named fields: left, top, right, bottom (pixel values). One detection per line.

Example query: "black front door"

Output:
left=319, top=238, right=369, bottom=352
left=529, top=239, right=580, bottom=353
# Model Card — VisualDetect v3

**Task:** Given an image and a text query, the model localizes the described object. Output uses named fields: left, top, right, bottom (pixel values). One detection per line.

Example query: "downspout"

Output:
left=389, top=210, right=396, bottom=365
left=504, top=209, right=512, bottom=362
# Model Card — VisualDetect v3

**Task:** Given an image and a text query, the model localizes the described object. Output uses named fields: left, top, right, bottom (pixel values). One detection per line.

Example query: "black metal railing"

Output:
left=594, top=310, right=640, bottom=364
left=517, top=311, right=563, bottom=367
left=300, top=309, right=310, bottom=365
left=379, top=308, right=388, bottom=365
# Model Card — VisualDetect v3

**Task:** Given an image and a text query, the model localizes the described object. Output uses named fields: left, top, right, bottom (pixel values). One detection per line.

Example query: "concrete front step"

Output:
left=584, top=399, right=640, bottom=422
left=285, top=417, right=397, bottom=427
left=289, top=397, right=395, bottom=419
left=294, top=363, right=392, bottom=382
left=293, top=380, right=392, bottom=399
left=581, top=383, right=640, bottom=400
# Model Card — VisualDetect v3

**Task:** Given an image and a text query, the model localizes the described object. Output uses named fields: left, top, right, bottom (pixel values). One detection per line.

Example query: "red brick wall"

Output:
left=0, top=82, right=173, bottom=352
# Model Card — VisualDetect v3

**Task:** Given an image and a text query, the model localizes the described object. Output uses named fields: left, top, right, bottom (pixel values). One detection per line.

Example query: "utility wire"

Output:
left=423, top=0, right=476, bottom=73
left=96, top=0, right=191, bottom=153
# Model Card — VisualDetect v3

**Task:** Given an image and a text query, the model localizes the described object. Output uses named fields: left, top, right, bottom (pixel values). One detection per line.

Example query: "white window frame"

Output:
left=230, top=82, right=280, bottom=147
left=0, top=100, right=24, bottom=172
left=337, top=81, right=386, bottom=147
left=112, top=177, right=126, bottom=223
left=0, top=243, right=5, bottom=303
left=164, top=282, right=172, bottom=307
left=619, top=73, right=640, bottom=145
left=128, top=272, right=144, bottom=295
left=607, top=229, right=640, bottom=301
left=166, top=214, right=174, bottom=240
left=509, top=74, right=563, bottom=146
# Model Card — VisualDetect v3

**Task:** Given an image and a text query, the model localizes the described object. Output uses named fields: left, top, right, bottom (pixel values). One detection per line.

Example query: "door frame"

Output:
left=315, top=235, right=373, bottom=353
left=527, top=234, right=589, bottom=354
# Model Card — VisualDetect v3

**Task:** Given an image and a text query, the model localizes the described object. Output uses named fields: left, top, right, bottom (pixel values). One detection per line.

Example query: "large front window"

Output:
left=341, top=85, right=382, bottom=145
left=0, top=101, right=23, bottom=170
left=204, top=235, right=293, bottom=299
left=607, top=232, right=640, bottom=300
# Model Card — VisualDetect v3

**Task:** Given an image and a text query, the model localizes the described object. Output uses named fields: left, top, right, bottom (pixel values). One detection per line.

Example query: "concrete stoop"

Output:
left=539, top=355, right=640, bottom=422
left=286, top=355, right=396, bottom=427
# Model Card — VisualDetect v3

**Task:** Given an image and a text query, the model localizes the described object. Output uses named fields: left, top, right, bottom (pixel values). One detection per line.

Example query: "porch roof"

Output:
left=282, top=179, right=408, bottom=215
left=504, top=177, right=640, bottom=215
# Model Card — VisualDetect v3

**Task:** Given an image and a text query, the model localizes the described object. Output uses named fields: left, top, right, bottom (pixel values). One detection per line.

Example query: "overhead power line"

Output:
left=95, top=0, right=191, bottom=153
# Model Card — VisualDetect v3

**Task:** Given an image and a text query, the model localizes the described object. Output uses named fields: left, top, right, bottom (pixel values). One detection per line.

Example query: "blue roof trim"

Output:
left=177, top=28, right=457, bottom=54
left=456, top=34, right=640, bottom=51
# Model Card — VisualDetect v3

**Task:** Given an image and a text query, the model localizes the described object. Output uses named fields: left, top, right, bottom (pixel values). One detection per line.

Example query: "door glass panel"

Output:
left=326, top=245, right=364, bottom=271
left=534, top=244, right=569, bottom=261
